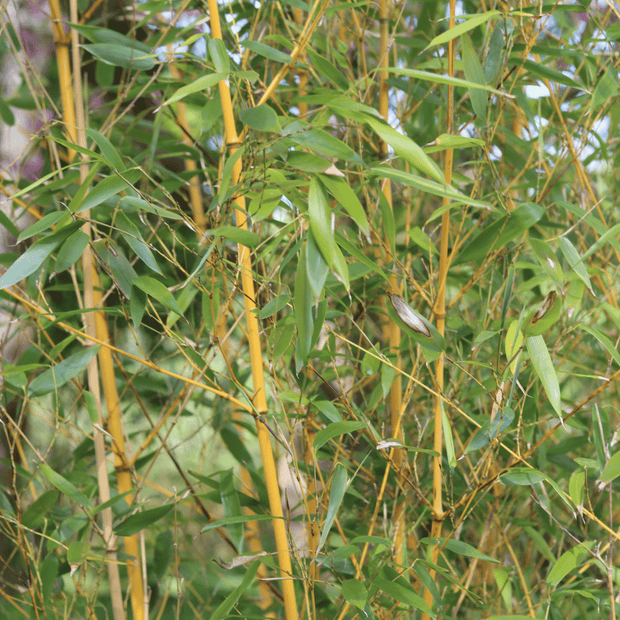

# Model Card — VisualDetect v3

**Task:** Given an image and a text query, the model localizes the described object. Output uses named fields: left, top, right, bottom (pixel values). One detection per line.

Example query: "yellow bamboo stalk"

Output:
left=48, top=0, right=77, bottom=160
left=206, top=2, right=299, bottom=619
left=93, top=283, right=146, bottom=620
left=377, top=0, right=406, bottom=566
left=422, top=1, right=455, bottom=617
left=68, top=0, right=126, bottom=615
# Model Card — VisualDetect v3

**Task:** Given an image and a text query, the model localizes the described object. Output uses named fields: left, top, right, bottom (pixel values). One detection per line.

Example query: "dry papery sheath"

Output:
left=387, top=293, right=431, bottom=338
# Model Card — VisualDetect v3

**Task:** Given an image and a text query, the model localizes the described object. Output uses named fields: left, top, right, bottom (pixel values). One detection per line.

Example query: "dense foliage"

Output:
left=0, top=1, right=619, bottom=619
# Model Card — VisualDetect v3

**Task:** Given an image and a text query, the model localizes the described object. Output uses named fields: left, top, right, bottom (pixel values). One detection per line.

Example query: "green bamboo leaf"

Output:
left=28, top=346, right=101, bottom=397
left=220, top=470, right=243, bottom=552
left=289, top=128, right=364, bottom=165
left=547, top=543, right=592, bottom=588
left=558, top=237, right=593, bottom=293
left=424, top=10, right=502, bottom=50
left=86, top=128, right=124, bottom=170
left=306, top=231, right=329, bottom=298
left=526, top=335, right=561, bottom=417
left=422, top=133, right=485, bottom=153
left=510, top=58, right=584, bottom=91
left=484, top=24, right=505, bottom=84
left=307, top=48, right=349, bottom=90
left=67, top=540, right=90, bottom=565
left=210, top=562, right=260, bottom=620
left=242, top=40, right=291, bottom=64
left=461, top=34, right=487, bottom=120
left=294, top=243, right=314, bottom=365
left=316, top=463, right=347, bottom=554
left=442, top=538, right=500, bottom=563
left=272, top=322, right=295, bottom=360
left=569, top=469, right=585, bottom=510
left=388, top=66, right=509, bottom=97
left=0, top=97, right=15, bottom=126
left=441, top=399, right=456, bottom=469
left=499, top=467, right=546, bottom=486
left=116, top=212, right=163, bottom=275
left=69, top=22, right=151, bottom=51
left=314, top=421, right=366, bottom=452
left=601, top=451, right=620, bottom=483
left=133, top=276, right=183, bottom=316
left=592, top=406, right=609, bottom=471
left=505, top=320, right=524, bottom=374
left=332, top=242, right=350, bottom=290
left=529, top=238, right=564, bottom=287
left=0, top=221, right=82, bottom=291
left=208, top=38, right=230, bottom=74
left=308, top=178, right=334, bottom=267
left=69, top=170, right=141, bottom=214
left=153, top=531, right=173, bottom=579
left=92, top=240, right=137, bottom=299
left=114, top=504, right=174, bottom=536
left=581, top=222, right=620, bottom=261
left=524, top=291, right=562, bottom=337
left=373, top=577, right=435, bottom=615
left=18, top=211, right=68, bottom=241
left=466, top=407, right=514, bottom=453
left=40, top=555, right=59, bottom=604
left=524, top=526, right=554, bottom=562
left=372, top=165, right=493, bottom=211
left=335, top=232, right=389, bottom=282
left=319, top=174, right=369, bottom=234
left=378, top=187, right=396, bottom=258
left=367, top=118, right=444, bottom=183
left=22, top=489, right=60, bottom=529
left=341, top=579, right=368, bottom=610
left=258, top=294, right=291, bottom=319
left=54, top=230, right=90, bottom=274
left=201, top=514, right=277, bottom=533
left=454, top=203, right=544, bottom=264
left=220, top=427, right=254, bottom=467
left=40, top=463, right=91, bottom=508
left=162, top=73, right=226, bottom=106
left=83, top=43, right=155, bottom=71
left=580, top=325, right=620, bottom=367
left=239, top=104, right=281, bottom=133
left=590, top=65, right=619, bottom=109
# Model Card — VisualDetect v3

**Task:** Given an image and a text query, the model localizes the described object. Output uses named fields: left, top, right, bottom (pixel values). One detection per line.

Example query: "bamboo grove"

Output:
left=0, top=1, right=619, bottom=619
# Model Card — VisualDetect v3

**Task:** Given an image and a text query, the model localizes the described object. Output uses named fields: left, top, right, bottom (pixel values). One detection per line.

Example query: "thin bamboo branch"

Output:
left=206, top=2, right=299, bottom=619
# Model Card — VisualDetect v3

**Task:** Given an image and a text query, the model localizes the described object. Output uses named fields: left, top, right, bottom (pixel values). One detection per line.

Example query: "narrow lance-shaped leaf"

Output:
left=220, top=470, right=243, bottom=552
left=28, top=346, right=101, bottom=397
left=461, top=34, right=487, bottom=120
left=0, top=221, right=83, bottom=290
left=526, top=335, right=562, bottom=417
left=316, top=463, right=347, bottom=554
left=294, top=243, right=314, bottom=367
left=40, top=463, right=91, bottom=508
left=114, top=504, right=175, bottom=536
left=367, top=117, right=444, bottom=183
left=308, top=178, right=334, bottom=267
left=424, top=10, right=502, bottom=50
left=133, top=275, right=183, bottom=316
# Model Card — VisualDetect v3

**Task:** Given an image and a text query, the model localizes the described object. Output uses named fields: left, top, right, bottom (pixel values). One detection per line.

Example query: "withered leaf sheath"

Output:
left=532, top=290, right=557, bottom=324
left=387, top=292, right=432, bottom=338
